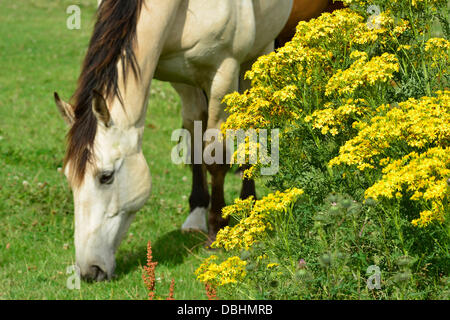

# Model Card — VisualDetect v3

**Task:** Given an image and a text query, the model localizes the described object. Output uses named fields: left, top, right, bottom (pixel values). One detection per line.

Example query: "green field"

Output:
left=0, top=0, right=265, bottom=299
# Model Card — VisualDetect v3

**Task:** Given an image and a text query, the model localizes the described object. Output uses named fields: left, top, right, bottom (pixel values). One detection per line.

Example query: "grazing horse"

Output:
left=54, top=0, right=342, bottom=281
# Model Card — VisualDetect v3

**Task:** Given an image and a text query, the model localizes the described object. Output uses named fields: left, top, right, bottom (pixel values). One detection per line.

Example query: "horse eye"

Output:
left=99, top=171, right=114, bottom=185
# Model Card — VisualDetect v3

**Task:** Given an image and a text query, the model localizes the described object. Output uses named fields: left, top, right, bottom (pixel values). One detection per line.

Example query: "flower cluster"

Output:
left=195, top=188, right=302, bottom=290
left=330, top=91, right=449, bottom=226
left=367, top=147, right=449, bottom=227
left=325, top=53, right=399, bottom=97
left=213, top=188, right=303, bottom=251
left=221, top=9, right=402, bottom=178
left=330, top=91, right=449, bottom=168
left=424, top=37, right=450, bottom=71
left=223, top=9, right=381, bottom=128
left=195, top=255, right=247, bottom=287
left=305, top=98, right=369, bottom=136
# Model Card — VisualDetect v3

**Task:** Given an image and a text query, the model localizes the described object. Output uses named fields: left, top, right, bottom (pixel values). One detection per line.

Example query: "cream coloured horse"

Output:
left=54, top=0, right=338, bottom=281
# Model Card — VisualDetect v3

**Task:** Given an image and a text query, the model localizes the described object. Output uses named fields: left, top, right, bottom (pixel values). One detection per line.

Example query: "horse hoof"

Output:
left=181, top=207, right=208, bottom=233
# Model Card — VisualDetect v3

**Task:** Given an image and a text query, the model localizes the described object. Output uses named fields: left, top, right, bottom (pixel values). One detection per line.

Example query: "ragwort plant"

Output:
left=196, top=0, right=449, bottom=299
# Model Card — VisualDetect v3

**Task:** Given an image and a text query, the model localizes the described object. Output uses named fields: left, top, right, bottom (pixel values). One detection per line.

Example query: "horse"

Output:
left=54, top=0, right=343, bottom=282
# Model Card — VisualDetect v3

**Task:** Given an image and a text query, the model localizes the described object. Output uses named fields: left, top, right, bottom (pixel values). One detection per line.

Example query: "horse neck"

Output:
left=108, top=0, right=182, bottom=129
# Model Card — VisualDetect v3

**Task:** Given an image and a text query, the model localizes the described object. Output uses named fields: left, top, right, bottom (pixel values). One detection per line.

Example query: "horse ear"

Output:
left=54, top=92, right=75, bottom=126
left=92, top=90, right=112, bottom=127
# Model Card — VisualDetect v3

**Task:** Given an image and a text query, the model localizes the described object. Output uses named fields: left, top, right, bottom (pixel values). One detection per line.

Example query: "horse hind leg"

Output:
left=203, top=58, right=242, bottom=245
left=171, top=83, right=210, bottom=233
left=235, top=43, right=275, bottom=201
left=206, top=163, right=229, bottom=245
left=239, top=165, right=257, bottom=200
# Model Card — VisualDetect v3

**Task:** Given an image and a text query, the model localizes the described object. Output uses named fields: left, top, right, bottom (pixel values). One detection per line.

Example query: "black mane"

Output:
left=65, top=0, right=144, bottom=185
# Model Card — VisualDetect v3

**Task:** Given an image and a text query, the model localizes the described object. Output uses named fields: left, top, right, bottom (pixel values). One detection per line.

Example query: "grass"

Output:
left=0, top=0, right=269, bottom=300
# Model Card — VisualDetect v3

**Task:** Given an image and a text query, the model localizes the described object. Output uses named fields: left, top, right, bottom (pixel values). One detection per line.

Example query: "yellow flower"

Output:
left=308, top=98, right=369, bottom=135
left=212, top=188, right=303, bottom=251
left=325, top=53, right=399, bottom=97
left=424, top=38, right=450, bottom=69
left=195, top=255, right=247, bottom=287
left=331, top=91, right=450, bottom=227
left=425, top=38, right=450, bottom=52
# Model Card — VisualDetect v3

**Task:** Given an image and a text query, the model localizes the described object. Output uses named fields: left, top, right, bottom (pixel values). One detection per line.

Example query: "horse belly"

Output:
left=155, top=0, right=236, bottom=84
left=244, top=0, right=293, bottom=60
left=155, top=0, right=294, bottom=85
